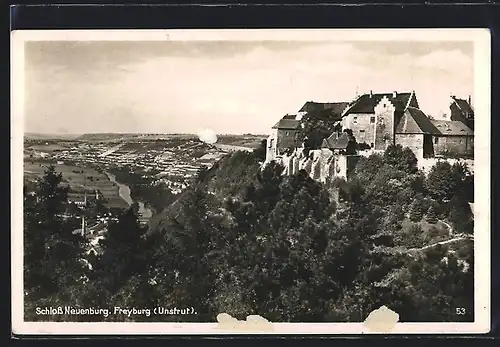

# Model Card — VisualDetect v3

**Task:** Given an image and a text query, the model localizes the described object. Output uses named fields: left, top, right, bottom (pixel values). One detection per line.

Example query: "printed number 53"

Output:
left=456, top=308, right=466, bottom=315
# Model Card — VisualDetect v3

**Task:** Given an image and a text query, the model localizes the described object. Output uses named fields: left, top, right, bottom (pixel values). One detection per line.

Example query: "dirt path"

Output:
left=417, top=235, right=472, bottom=251
left=408, top=234, right=473, bottom=253
left=440, top=220, right=454, bottom=237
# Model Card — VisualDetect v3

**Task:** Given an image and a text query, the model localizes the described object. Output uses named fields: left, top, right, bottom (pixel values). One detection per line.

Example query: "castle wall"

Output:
left=268, top=147, right=360, bottom=183
left=434, top=135, right=474, bottom=157
left=265, top=129, right=279, bottom=163
left=395, top=133, right=425, bottom=160
left=342, top=113, right=376, bottom=147
left=276, top=129, right=299, bottom=154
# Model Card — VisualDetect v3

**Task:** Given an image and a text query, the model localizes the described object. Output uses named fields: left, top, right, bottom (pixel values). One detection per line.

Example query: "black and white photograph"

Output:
left=11, top=29, right=491, bottom=335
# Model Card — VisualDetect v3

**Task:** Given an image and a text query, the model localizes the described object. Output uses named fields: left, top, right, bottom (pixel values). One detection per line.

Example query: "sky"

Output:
left=24, top=40, right=474, bottom=135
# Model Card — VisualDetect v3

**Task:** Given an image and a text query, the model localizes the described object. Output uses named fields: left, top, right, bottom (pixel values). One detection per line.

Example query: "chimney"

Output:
left=369, top=90, right=373, bottom=98
left=392, top=91, right=397, bottom=98
left=468, top=95, right=471, bottom=105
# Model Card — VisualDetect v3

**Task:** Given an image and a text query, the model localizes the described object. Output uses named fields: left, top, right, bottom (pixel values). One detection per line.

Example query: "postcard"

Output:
left=11, top=28, right=491, bottom=335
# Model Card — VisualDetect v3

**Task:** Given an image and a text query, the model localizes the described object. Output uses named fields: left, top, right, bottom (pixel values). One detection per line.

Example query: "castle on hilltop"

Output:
left=264, top=91, right=474, bottom=182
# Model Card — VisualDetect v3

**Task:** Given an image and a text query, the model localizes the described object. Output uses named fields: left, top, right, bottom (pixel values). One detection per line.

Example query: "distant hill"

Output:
left=24, top=133, right=81, bottom=140
left=74, top=133, right=144, bottom=141
left=73, top=133, right=267, bottom=145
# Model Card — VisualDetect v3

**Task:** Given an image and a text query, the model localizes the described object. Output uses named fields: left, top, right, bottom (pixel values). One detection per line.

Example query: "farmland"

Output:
left=23, top=133, right=268, bottom=213
left=215, top=135, right=266, bottom=149
left=24, top=162, right=128, bottom=209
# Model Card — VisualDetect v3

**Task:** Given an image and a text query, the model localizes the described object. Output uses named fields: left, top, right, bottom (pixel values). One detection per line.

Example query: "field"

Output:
left=215, top=135, right=266, bottom=149
left=25, top=143, right=72, bottom=152
left=24, top=162, right=128, bottom=209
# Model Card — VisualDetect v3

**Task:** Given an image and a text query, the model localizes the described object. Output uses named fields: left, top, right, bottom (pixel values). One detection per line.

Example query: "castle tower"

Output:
left=373, top=95, right=396, bottom=151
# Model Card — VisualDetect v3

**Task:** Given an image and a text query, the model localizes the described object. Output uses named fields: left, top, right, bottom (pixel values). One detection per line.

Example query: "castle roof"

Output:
left=395, top=107, right=441, bottom=135
left=322, top=132, right=350, bottom=149
left=272, top=118, right=301, bottom=130
left=451, top=96, right=474, bottom=118
left=343, top=91, right=417, bottom=115
left=299, top=101, right=350, bottom=117
left=431, top=119, right=474, bottom=136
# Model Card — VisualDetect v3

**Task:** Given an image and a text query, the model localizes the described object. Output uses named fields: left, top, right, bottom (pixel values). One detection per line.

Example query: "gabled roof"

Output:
left=451, top=96, right=474, bottom=118
left=299, top=101, right=350, bottom=115
left=343, top=91, right=417, bottom=115
left=322, top=132, right=350, bottom=149
left=272, top=118, right=301, bottom=130
left=298, top=101, right=350, bottom=123
left=395, top=107, right=441, bottom=135
left=431, top=120, right=474, bottom=136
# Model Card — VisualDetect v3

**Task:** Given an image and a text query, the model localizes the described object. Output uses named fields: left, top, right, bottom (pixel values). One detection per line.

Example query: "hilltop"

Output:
left=24, top=133, right=81, bottom=141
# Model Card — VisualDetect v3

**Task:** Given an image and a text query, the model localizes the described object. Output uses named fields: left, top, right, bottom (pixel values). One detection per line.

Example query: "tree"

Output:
left=383, top=144, right=418, bottom=174
left=409, top=198, right=425, bottom=222
left=450, top=162, right=473, bottom=201
left=297, top=113, right=340, bottom=151
left=344, top=129, right=358, bottom=155
left=425, top=161, right=454, bottom=202
left=90, top=206, right=154, bottom=318
left=426, top=205, right=438, bottom=224
left=253, top=139, right=267, bottom=162
left=24, top=166, right=88, bottom=319
left=448, top=196, right=474, bottom=234
left=353, top=153, right=384, bottom=183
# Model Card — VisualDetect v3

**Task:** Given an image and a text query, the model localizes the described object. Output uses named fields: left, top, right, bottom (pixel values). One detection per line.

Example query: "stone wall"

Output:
left=395, top=133, right=425, bottom=160
left=276, top=129, right=299, bottom=154
left=265, top=147, right=360, bottom=183
left=434, top=135, right=474, bottom=157
left=265, top=129, right=278, bottom=163
left=342, top=113, right=376, bottom=146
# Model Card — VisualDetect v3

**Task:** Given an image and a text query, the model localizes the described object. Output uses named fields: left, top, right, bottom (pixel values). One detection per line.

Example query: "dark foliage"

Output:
left=24, top=147, right=474, bottom=323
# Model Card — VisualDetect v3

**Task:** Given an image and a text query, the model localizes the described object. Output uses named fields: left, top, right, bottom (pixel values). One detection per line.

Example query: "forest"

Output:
left=23, top=144, right=474, bottom=323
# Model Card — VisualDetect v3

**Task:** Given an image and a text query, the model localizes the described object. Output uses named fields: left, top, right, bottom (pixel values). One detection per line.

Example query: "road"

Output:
left=407, top=233, right=473, bottom=254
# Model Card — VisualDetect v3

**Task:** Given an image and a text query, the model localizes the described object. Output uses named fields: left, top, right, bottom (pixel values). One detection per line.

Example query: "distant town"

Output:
left=23, top=133, right=266, bottom=256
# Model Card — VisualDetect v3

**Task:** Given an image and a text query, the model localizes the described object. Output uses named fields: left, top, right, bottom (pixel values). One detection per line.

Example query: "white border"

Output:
left=11, top=29, right=491, bottom=335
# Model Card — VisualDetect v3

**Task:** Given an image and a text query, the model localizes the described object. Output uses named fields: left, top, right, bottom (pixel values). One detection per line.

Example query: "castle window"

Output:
left=370, top=143, right=374, bottom=148
left=353, top=116, right=358, bottom=124
left=285, top=131, right=290, bottom=136
left=360, top=130, right=365, bottom=133
left=370, top=116, right=375, bottom=123
left=268, top=139, right=274, bottom=148
left=434, top=137, right=439, bottom=144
